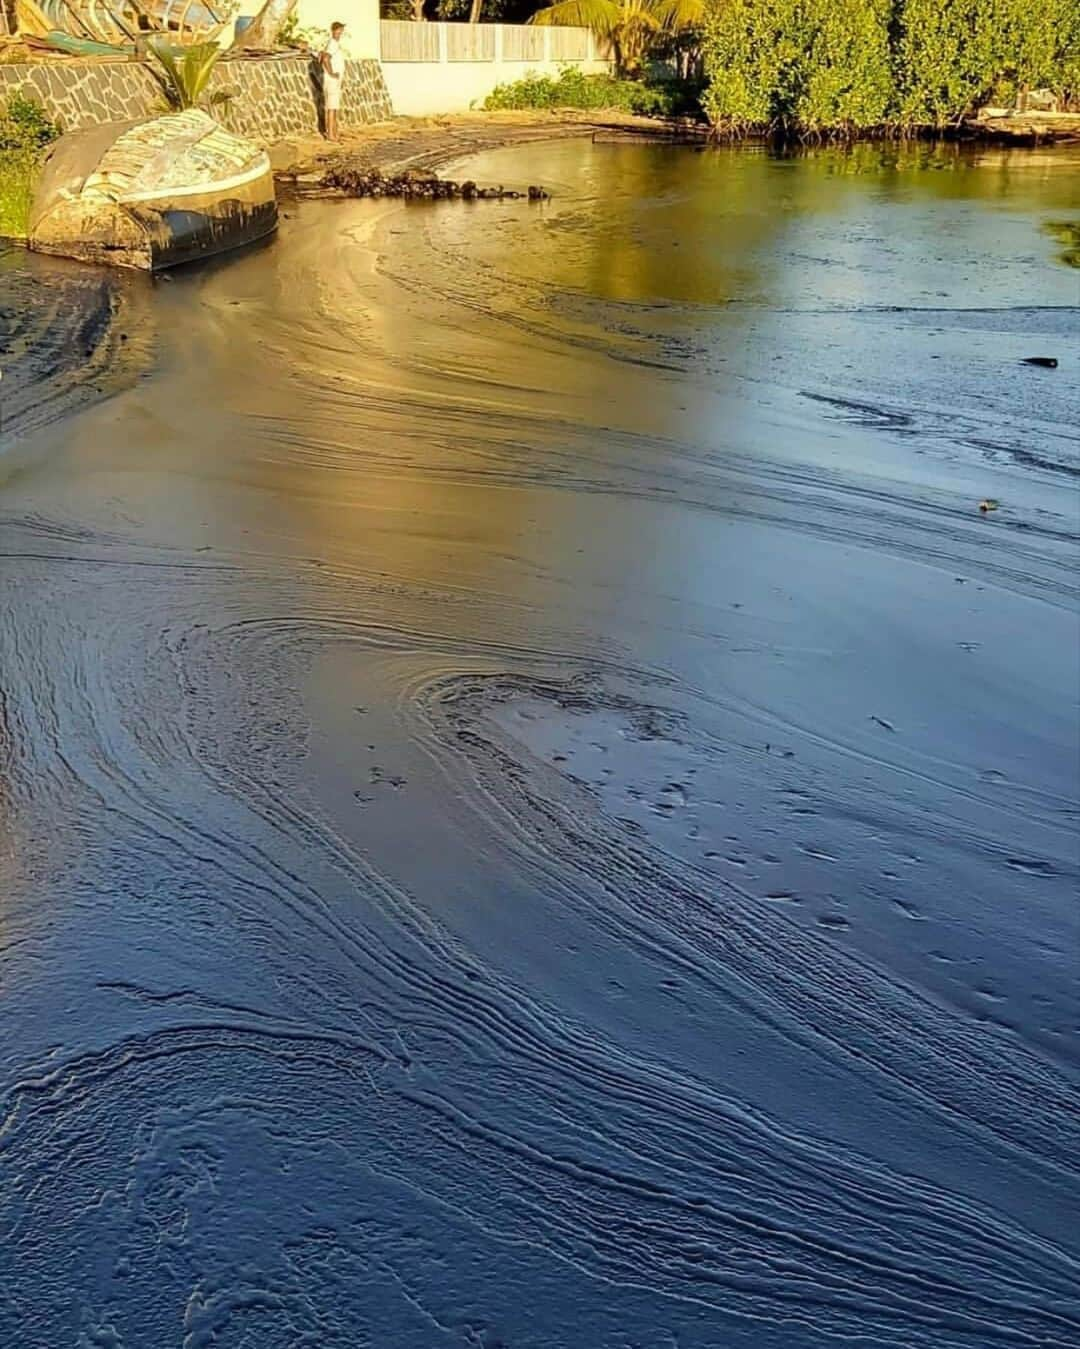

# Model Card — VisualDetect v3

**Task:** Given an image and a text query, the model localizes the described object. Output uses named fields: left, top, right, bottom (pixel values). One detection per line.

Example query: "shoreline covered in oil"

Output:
left=1, top=138, right=1077, bottom=1347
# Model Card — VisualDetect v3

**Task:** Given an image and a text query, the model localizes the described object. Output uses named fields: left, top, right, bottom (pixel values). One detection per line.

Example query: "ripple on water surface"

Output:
left=0, top=140, right=1078, bottom=1348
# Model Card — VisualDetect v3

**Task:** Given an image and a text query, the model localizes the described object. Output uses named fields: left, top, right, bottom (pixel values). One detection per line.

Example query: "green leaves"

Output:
left=703, top=0, right=895, bottom=130
left=701, top=0, right=803, bottom=129
left=146, top=37, right=225, bottom=112
left=530, top=0, right=703, bottom=74
left=702, top=0, right=1080, bottom=133
left=894, top=0, right=1080, bottom=126
left=483, top=66, right=695, bottom=114
left=0, top=95, right=58, bottom=238
left=530, top=0, right=622, bottom=33
left=0, top=92, right=59, bottom=151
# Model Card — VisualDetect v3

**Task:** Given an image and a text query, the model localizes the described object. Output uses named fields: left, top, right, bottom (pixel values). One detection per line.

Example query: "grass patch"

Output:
left=0, top=93, right=59, bottom=238
left=482, top=67, right=700, bottom=118
left=0, top=149, right=42, bottom=237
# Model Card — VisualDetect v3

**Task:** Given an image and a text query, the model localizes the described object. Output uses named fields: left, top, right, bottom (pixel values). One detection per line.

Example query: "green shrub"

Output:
left=699, top=0, right=791, bottom=130
left=483, top=66, right=698, bottom=115
left=276, top=11, right=328, bottom=50
left=702, top=0, right=1080, bottom=134
left=797, top=0, right=893, bottom=130
left=0, top=94, right=59, bottom=237
left=0, top=92, right=59, bottom=152
left=703, top=0, right=893, bottom=131
left=893, top=0, right=999, bottom=126
left=895, top=0, right=1080, bottom=125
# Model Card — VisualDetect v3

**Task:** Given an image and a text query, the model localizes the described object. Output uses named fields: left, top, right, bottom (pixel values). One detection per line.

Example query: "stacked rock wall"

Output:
left=215, top=56, right=393, bottom=139
left=0, top=57, right=392, bottom=139
left=0, top=61, right=157, bottom=128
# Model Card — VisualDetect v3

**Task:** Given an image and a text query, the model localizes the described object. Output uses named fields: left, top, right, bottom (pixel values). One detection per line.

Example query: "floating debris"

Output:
left=978, top=498, right=999, bottom=513
left=302, top=166, right=549, bottom=202
left=1021, top=356, right=1058, bottom=368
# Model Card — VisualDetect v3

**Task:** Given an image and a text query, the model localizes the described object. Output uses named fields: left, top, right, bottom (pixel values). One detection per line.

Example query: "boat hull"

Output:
left=29, top=110, right=278, bottom=271
left=124, top=166, right=278, bottom=270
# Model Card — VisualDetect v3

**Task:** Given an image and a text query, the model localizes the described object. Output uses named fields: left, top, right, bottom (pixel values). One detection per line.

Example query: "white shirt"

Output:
left=323, top=37, right=345, bottom=78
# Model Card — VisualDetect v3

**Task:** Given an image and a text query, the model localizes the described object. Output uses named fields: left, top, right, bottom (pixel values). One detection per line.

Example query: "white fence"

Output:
left=380, top=20, right=608, bottom=66
left=379, top=21, right=612, bottom=115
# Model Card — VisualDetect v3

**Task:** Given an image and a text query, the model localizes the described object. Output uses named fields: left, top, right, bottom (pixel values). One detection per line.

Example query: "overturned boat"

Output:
left=29, top=109, right=277, bottom=271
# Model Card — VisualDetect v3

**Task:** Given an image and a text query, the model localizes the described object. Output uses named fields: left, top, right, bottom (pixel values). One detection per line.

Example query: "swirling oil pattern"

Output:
left=1, top=139, right=1078, bottom=1348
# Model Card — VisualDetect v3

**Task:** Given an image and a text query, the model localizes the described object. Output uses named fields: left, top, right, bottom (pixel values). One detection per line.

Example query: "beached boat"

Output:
left=29, top=108, right=277, bottom=270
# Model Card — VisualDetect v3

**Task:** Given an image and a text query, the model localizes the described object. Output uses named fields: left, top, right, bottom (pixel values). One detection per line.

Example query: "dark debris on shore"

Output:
left=295, top=165, right=551, bottom=202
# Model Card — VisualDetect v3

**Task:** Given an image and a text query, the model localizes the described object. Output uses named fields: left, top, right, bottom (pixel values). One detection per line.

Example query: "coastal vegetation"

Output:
left=702, top=0, right=1080, bottom=135
left=390, top=0, right=1077, bottom=136
left=528, top=0, right=702, bottom=75
left=0, top=93, right=57, bottom=237
left=483, top=65, right=697, bottom=113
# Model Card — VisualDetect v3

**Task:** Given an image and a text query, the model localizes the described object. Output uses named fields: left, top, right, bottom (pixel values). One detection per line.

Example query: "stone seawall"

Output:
left=0, top=57, right=393, bottom=141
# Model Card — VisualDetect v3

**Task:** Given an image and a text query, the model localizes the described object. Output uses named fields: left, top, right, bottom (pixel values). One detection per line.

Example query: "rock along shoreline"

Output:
left=270, top=111, right=709, bottom=198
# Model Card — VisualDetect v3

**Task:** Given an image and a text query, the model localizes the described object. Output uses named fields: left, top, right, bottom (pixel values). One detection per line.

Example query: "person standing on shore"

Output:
left=320, top=22, right=346, bottom=142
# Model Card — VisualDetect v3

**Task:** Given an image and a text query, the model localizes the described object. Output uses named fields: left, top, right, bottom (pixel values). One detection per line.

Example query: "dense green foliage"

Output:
left=702, top=0, right=1080, bottom=133
left=0, top=94, right=59, bottom=237
left=0, top=92, right=59, bottom=152
left=894, top=0, right=1079, bottom=124
left=0, top=159, right=36, bottom=237
left=483, top=65, right=698, bottom=113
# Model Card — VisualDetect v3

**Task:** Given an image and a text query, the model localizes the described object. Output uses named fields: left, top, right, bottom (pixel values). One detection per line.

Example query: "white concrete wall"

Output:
left=378, top=21, right=612, bottom=116
left=290, top=0, right=381, bottom=58
left=225, top=13, right=609, bottom=112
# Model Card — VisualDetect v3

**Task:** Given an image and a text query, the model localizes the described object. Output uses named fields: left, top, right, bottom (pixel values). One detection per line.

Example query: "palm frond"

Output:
left=529, top=0, right=621, bottom=33
left=147, top=36, right=223, bottom=110
left=182, top=43, right=224, bottom=104
left=650, top=0, right=703, bottom=29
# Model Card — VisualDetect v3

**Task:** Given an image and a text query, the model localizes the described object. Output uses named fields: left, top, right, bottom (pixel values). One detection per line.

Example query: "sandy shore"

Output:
left=267, top=109, right=705, bottom=177
left=266, top=108, right=1080, bottom=190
